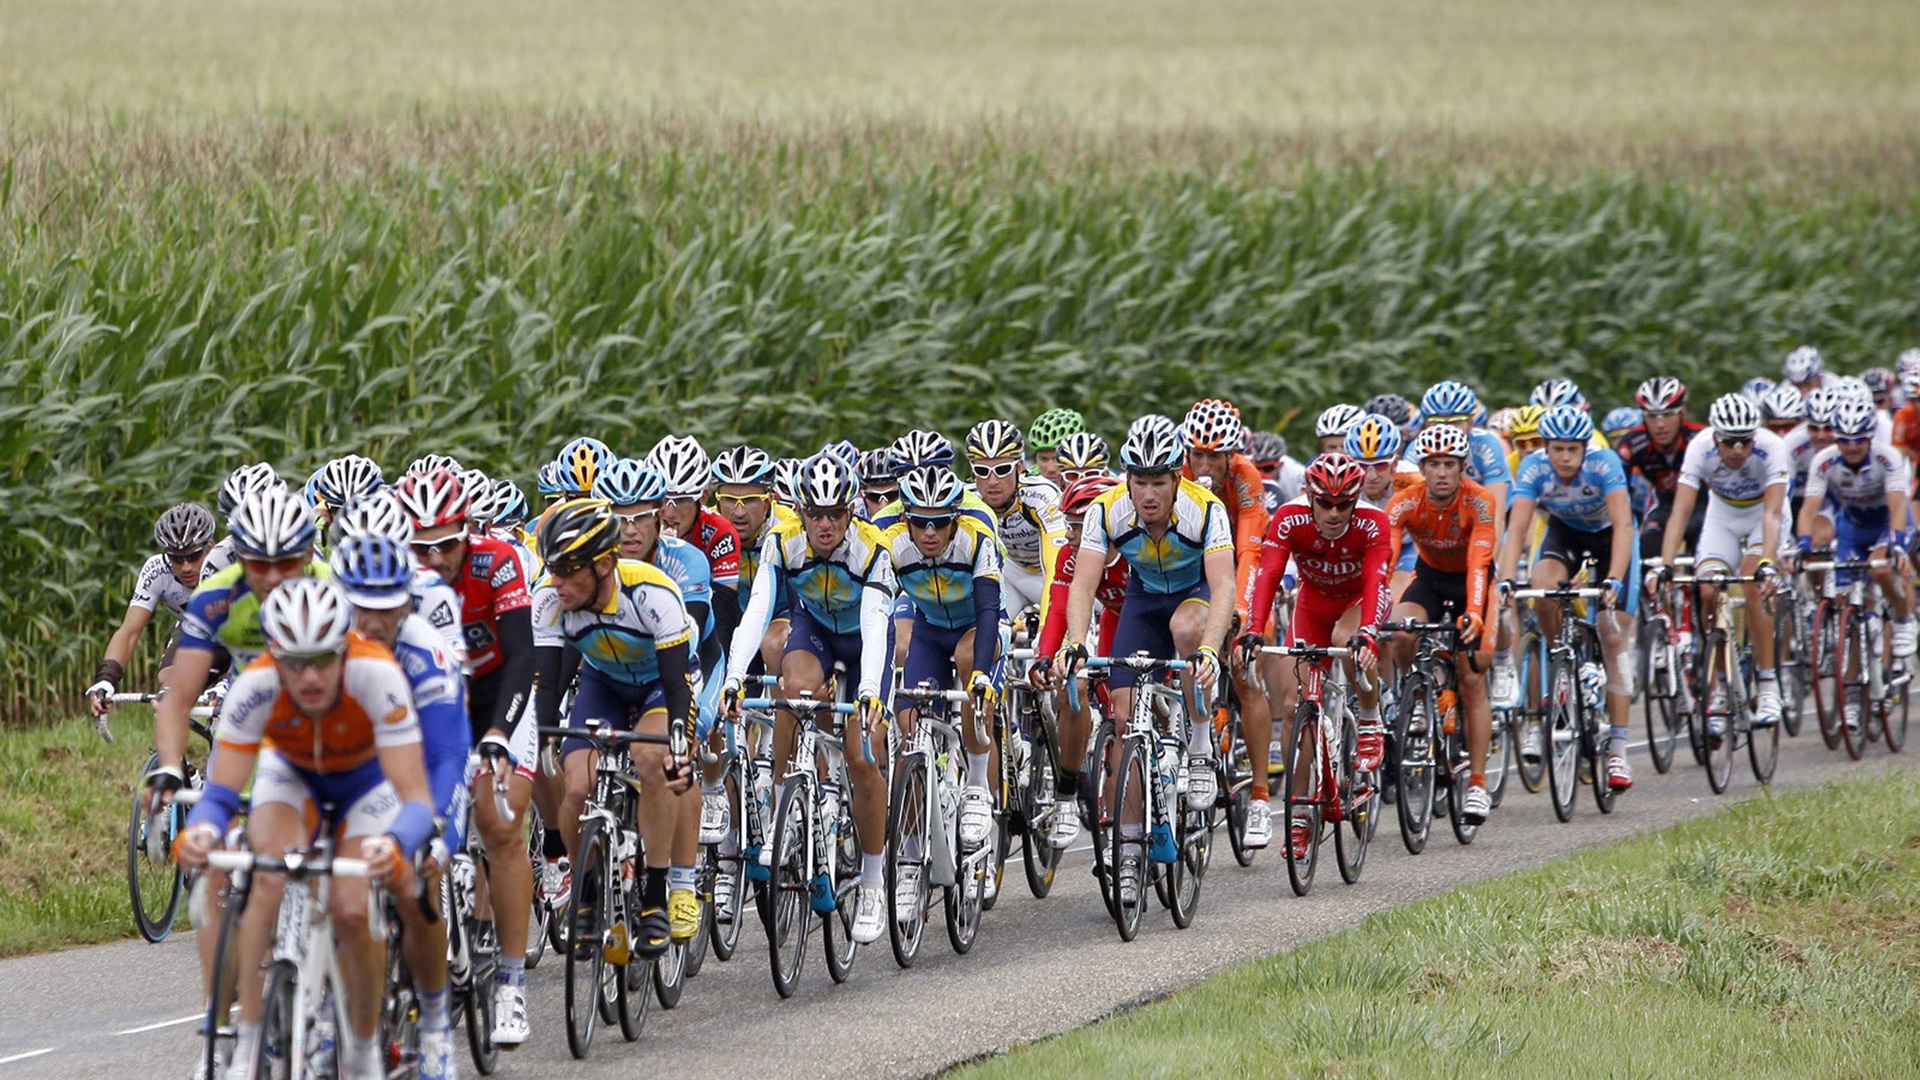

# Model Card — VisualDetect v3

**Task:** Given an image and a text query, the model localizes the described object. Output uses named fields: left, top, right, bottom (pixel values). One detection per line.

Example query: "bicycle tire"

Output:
left=1087, top=720, right=1118, bottom=919
left=823, top=790, right=861, bottom=983
left=886, top=753, right=930, bottom=969
left=524, top=806, right=554, bottom=971
left=1484, top=703, right=1512, bottom=809
left=128, top=751, right=185, bottom=943
left=707, top=778, right=746, bottom=961
left=445, top=864, right=500, bottom=1075
left=1220, top=701, right=1256, bottom=867
left=625, top=877, right=658, bottom=1034
left=944, top=845, right=985, bottom=955
left=1701, top=634, right=1736, bottom=794
left=1838, top=606, right=1871, bottom=761
left=202, top=863, right=249, bottom=1080
left=1885, top=663, right=1911, bottom=752
left=767, top=776, right=812, bottom=997
left=563, top=820, right=608, bottom=1059
left=1748, top=685, right=1780, bottom=784
left=652, top=937, right=685, bottom=1010
left=252, top=959, right=298, bottom=1079
left=1442, top=686, right=1478, bottom=845
left=1544, top=654, right=1580, bottom=822
left=1775, top=597, right=1805, bottom=738
left=1020, top=714, right=1064, bottom=897
left=1642, top=623, right=1681, bottom=775
left=1283, top=703, right=1321, bottom=896
left=1110, top=736, right=1152, bottom=939
left=381, top=904, right=422, bottom=1074
left=1516, top=631, right=1548, bottom=793
left=1394, top=675, right=1435, bottom=854
left=1333, top=706, right=1371, bottom=885
left=1811, top=599, right=1843, bottom=750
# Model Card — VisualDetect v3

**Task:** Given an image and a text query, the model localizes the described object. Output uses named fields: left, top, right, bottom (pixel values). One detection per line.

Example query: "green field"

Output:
left=959, top=767, right=1920, bottom=1078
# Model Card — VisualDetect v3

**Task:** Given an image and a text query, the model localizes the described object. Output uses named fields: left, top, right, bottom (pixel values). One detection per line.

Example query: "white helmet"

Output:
left=1804, top=387, right=1840, bottom=428
left=1707, top=393, right=1762, bottom=439
left=229, top=485, right=318, bottom=559
left=646, top=435, right=711, bottom=498
left=405, top=453, right=464, bottom=478
left=899, top=466, right=966, bottom=510
left=1118, top=414, right=1184, bottom=473
left=1758, top=382, right=1806, bottom=423
left=261, top=578, right=352, bottom=657
left=219, top=462, right=286, bottom=517
left=1314, top=404, right=1365, bottom=439
left=796, top=452, right=858, bottom=508
left=310, top=455, right=384, bottom=510
left=1832, top=375, right=1873, bottom=410
left=1833, top=396, right=1878, bottom=439
left=331, top=490, right=413, bottom=545
left=1781, top=345, right=1824, bottom=383
left=1897, top=348, right=1920, bottom=380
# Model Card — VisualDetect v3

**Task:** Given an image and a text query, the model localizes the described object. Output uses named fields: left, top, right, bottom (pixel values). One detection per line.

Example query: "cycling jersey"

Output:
left=1678, top=428, right=1790, bottom=507
left=1892, top=403, right=1920, bottom=464
left=1078, top=478, right=1233, bottom=596
left=652, top=535, right=717, bottom=643
left=443, top=535, right=533, bottom=678
left=678, top=508, right=742, bottom=590
left=410, top=569, right=468, bottom=670
left=1613, top=420, right=1708, bottom=510
left=887, top=516, right=1002, bottom=633
left=1805, top=441, right=1912, bottom=520
left=1182, top=454, right=1271, bottom=618
left=979, top=478, right=1068, bottom=623
left=1511, top=448, right=1630, bottom=532
left=532, top=560, right=693, bottom=687
left=215, top=635, right=420, bottom=778
left=129, top=547, right=237, bottom=619
left=178, top=560, right=331, bottom=665
left=1037, top=540, right=1128, bottom=658
left=1778, top=425, right=1817, bottom=498
left=1386, top=478, right=1498, bottom=624
left=726, top=517, right=897, bottom=698
left=1244, top=498, right=1392, bottom=639
left=389, top=614, right=472, bottom=847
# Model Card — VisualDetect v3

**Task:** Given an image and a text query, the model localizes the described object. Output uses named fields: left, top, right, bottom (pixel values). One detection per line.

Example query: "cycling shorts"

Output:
left=1108, top=579, right=1210, bottom=690
left=1535, top=519, right=1640, bottom=616
left=1637, top=497, right=1706, bottom=561
left=785, top=605, right=892, bottom=690
left=563, top=664, right=668, bottom=760
left=1834, top=505, right=1893, bottom=562
left=250, top=749, right=400, bottom=841
left=1000, top=561, right=1044, bottom=621
left=1694, top=498, right=1773, bottom=575
left=1286, top=586, right=1362, bottom=650
left=1399, top=562, right=1470, bottom=623
left=896, top=617, right=977, bottom=708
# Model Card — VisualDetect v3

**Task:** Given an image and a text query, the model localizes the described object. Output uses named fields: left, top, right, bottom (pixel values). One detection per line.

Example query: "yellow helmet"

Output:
left=1508, top=404, right=1547, bottom=438
left=537, top=497, right=619, bottom=566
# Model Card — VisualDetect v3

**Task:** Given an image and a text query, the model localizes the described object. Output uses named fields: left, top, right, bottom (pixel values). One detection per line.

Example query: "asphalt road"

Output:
left=3, top=726, right=1913, bottom=1080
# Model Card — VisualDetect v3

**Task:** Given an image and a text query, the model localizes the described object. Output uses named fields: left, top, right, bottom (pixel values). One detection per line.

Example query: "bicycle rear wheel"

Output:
left=1702, top=638, right=1736, bottom=795
left=1283, top=704, right=1322, bottom=897
left=1020, top=716, right=1063, bottom=897
left=128, top=751, right=185, bottom=943
left=1443, top=699, right=1478, bottom=845
left=1087, top=720, right=1118, bottom=919
left=823, top=795, right=861, bottom=982
left=1642, top=627, right=1682, bottom=775
left=1394, top=677, right=1435, bottom=854
left=524, top=805, right=555, bottom=970
left=563, top=821, right=609, bottom=1059
left=1333, top=707, right=1372, bottom=884
left=1811, top=599, right=1843, bottom=750
left=1544, top=656, right=1580, bottom=822
left=1484, top=704, right=1512, bottom=809
left=1774, top=598, right=1806, bottom=738
left=1516, top=631, right=1548, bottom=793
left=1221, top=707, right=1257, bottom=867
left=1109, top=736, right=1152, bottom=938
left=1838, top=607, right=1871, bottom=761
left=766, top=777, right=812, bottom=997
left=886, top=754, right=931, bottom=969
left=252, top=960, right=298, bottom=1079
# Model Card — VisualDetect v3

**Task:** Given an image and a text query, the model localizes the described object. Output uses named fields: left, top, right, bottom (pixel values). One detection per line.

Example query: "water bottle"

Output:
left=750, top=754, right=773, bottom=838
left=818, top=781, right=842, bottom=860
left=1154, top=734, right=1182, bottom=821
left=1579, top=661, right=1607, bottom=712
left=1010, top=729, right=1032, bottom=792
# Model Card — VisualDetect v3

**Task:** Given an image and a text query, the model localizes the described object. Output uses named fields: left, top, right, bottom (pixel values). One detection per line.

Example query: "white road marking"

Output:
left=114, top=1013, right=201, bottom=1036
left=0, top=1049, right=55, bottom=1067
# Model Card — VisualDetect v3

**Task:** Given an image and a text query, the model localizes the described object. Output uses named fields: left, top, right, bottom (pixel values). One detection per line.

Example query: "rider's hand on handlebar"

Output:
left=1189, top=646, right=1223, bottom=694
left=1051, top=642, right=1087, bottom=684
left=361, top=835, right=408, bottom=885
left=1029, top=656, right=1056, bottom=691
left=1349, top=631, right=1380, bottom=675
left=86, top=680, right=115, bottom=718
left=173, top=823, right=220, bottom=870
left=967, top=671, right=997, bottom=711
left=1234, top=631, right=1264, bottom=670
left=721, top=678, right=744, bottom=719
left=1600, top=577, right=1625, bottom=610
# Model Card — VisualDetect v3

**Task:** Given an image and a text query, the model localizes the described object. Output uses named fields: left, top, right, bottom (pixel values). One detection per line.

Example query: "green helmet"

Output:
left=1027, top=408, right=1086, bottom=452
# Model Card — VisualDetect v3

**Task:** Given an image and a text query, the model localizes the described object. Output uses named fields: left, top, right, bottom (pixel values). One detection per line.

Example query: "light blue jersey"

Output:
left=1512, top=448, right=1629, bottom=533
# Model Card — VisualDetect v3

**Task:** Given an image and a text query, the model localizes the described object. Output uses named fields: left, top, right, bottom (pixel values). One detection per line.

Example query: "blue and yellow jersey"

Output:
left=652, top=535, right=716, bottom=644
left=739, top=504, right=799, bottom=617
left=531, top=560, right=692, bottom=687
left=1079, top=477, right=1232, bottom=595
left=885, top=516, right=1002, bottom=630
left=759, top=516, right=896, bottom=635
left=178, top=559, right=331, bottom=666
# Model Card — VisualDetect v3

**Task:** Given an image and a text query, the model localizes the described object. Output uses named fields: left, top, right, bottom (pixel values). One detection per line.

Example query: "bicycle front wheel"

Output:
left=563, top=820, right=609, bottom=1059
left=252, top=960, right=298, bottom=1080
left=823, top=791, right=861, bottom=982
left=1109, top=736, right=1152, bottom=939
left=1334, top=706, right=1373, bottom=884
left=766, top=776, right=812, bottom=997
left=1394, top=677, right=1436, bottom=854
left=1774, top=597, right=1806, bottom=738
left=1701, top=638, right=1736, bottom=795
left=1886, top=662, right=1912, bottom=752
left=1516, top=631, right=1548, bottom=793
left=1020, top=714, right=1063, bottom=897
left=1283, top=704, right=1322, bottom=897
left=1811, top=599, right=1843, bottom=750
left=1221, top=706, right=1257, bottom=867
left=128, top=751, right=185, bottom=943
left=886, top=755, right=930, bottom=969
left=1544, top=656, right=1580, bottom=822
left=1837, top=607, right=1871, bottom=761
left=1642, top=624, right=1681, bottom=774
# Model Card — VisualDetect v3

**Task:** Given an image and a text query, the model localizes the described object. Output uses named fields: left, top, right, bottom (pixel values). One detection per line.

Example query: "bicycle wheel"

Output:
left=1516, top=631, right=1548, bottom=793
left=1838, top=607, right=1870, bottom=761
left=1109, top=736, right=1152, bottom=939
left=524, top=806, right=553, bottom=970
left=1544, top=655, right=1580, bottom=822
left=610, top=864, right=648, bottom=1041
left=766, top=776, right=811, bottom=997
left=563, top=820, right=608, bottom=1059
left=381, top=907, right=421, bottom=1074
left=707, top=824, right=746, bottom=962
left=1747, top=682, right=1780, bottom=784
left=886, top=753, right=930, bottom=969
left=1811, top=599, right=1843, bottom=749
left=1642, top=623, right=1682, bottom=774
left=1394, top=675, right=1436, bottom=855
left=1885, top=662, right=1911, bottom=752
left=1087, top=720, right=1118, bottom=919
left=1701, top=636, right=1736, bottom=794
left=252, top=960, right=298, bottom=1080
left=1774, top=598, right=1806, bottom=738
left=128, top=751, right=185, bottom=943
left=1333, top=706, right=1372, bottom=885
left=1443, top=694, right=1478, bottom=845
left=944, top=843, right=986, bottom=954
left=1282, top=703, right=1322, bottom=896
left=444, top=864, right=500, bottom=1076
left=1020, top=715, right=1063, bottom=897
left=652, top=937, right=685, bottom=1010
left=1484, top=702, right=1512, bottom=809
left=823, top=794, right=860, bottom=983
left=202, top=866, right=250, bottom=1080
left=1220, top=703, right=1256, bottom=868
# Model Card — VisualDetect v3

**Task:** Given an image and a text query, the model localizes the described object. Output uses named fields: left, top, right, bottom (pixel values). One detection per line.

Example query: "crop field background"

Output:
left=2, top=0, right=1918, bottom=718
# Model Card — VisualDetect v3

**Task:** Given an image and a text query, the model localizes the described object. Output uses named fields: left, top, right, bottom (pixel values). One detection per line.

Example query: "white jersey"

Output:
left=1804, top=441, right=1912, bottom=515
left=1778, top=425, right=1816, bottom=496
left=412, top=568, right=470, bottom=671
left=1678, top=428, right=1790, bottom=508
left=129, top=545, right=237, bottom=617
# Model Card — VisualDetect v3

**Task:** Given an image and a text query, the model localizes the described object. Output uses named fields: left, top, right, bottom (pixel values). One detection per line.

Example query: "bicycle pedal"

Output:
left=603, top=921, right=631, bottom=965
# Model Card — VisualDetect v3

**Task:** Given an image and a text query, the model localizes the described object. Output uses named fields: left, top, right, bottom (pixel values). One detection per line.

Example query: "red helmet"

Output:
left=1061, top=474, right=1120, bottom=516
left=393, top=467, right=470, bottom=530
left=1303, top=453, right=1365, bottom=505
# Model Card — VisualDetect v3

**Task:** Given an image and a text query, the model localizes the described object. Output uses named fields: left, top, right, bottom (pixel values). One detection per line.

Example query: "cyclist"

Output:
left=1248, top=431, right=1304, bottom=513
left=1795, top=397, right=1917, bottom=662
left=1314, top=404, right=1365, bottom=457
left=330, top=535, right=472, bottom=1080
left=330, top=491, right=469, bottom=669
left=1032, top=474, right=1127, bottom=849
left=1385, top=426, right=1500, bottom=825
left=1503, top=404, right=1546, bottom=475
left=646, top=434, right=744, bottom=645
left=1658, top=393, right=1790, bottom=735
left=87, top=503, right=232, bottom=726
left=714, top=445, right=801, bottom=672
left=1893, top=369, right=1920, bottom=464
left=1028, top=407, right=1087, bottom=488
left=1417, top=381, right=1512, bottom=508
left=533, top=498, right=698, bottom=961
left=1498, top=404, right=1639, bottom=790
left=1051, top=416, right=1235, bottom=900
left=1601, top=407, right=1643, bottom=446
left=1363, top=393, right=1417, bottom=445
left=720, top=453, right=897, bottom=944
left=1056, top=430, right=1113, bottom=488
left=858, top=448, right=900, bottom=520
left=307, top=455, right=384, bottom=537
left=1238, top=454, right=1391, bottom=857
left=965, top=418, right=1069, bottom=626
left=392, top=466, right=538, bottom=1045
left=175, top=579, right=436, bottom=1080
left=1614, top=377, right=1708, bottom=561
left=886, top=465, right=1003, bottom=901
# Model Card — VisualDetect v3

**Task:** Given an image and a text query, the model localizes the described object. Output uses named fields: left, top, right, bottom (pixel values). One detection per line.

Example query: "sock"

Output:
left=668, top=863, right=696, bottom=893
left=966, top=751, right=989, bottom=787
left=1120, top=822, right=1144, bottom=840
left=1252, top=784, right=1269, bottom=801
left=1357, top=706, right=1380, bottom=723
left=1609, top=725, right=1630, bottom=754
left=1759, top=671, right=1777, bottom=683
left=231, top=1021, right=262, bottom=1065
left=644, top=866, right=668, bottom=908
left=543, top=828, right=567, bottom=860
left=1469, top=773, right=1486, bottom=789
left=1056, top=767, right=1081, bottom=801
left=1188, top=719, right=1208, bottom=750
left=861, top=852, right=885, bottom=887
left=419, top=986, right=449, bottom=1033
left=1494, top=647, right=1513, bottom=665
left=719, top=827, right=740, bottom=857
left=496, top=955, right=526, bottom=988
left=343, top=1032, right=380, bottom=1077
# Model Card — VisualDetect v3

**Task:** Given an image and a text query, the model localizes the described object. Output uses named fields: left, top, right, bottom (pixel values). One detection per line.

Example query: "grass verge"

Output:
left=0, top=710, right=183, bottom=957
left=958, top=767, right=1920, bottom=1079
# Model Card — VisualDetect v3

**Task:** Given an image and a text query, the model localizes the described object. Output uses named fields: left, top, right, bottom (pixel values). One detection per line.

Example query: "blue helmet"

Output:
left=1739, top=376, right=1777, bottom=402
left=329, top=533, right=415, bottom=610
left=593, top=458, right=668, bottom=506
left=535, top=461, right=566, bottom=499
left=1600, top=406, right=1643, bottom=438
left=1538, top=404, right=1595, bottom=444
left=1343, top=413, right=1403, bottom=463
left=820, top=439, right=860, bottom=467
left=1420, top=381, right=1480, bottom=423
left=489, top=479, right=530, bottom=529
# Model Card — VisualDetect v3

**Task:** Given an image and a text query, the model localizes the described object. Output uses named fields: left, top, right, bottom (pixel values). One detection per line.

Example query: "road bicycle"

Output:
left=1509, top=580, right=1616, bottom=821
left=1668, top=567, right=1779, bottom=791
left=1259, top=644, right=1375, bottom=894
left=1382, top=612, right=1483, bottom=851
left=1804, top=556, right=1912, bottom=759
left=889, top=683, right=991, bottom=963
left=1638, top=557, right=1697, bottom=775
left=110, top=690, right=218, bottom=942
left=1001, top=646, right=1067, bottom=897
left=698, top=682, right=778, bottom=965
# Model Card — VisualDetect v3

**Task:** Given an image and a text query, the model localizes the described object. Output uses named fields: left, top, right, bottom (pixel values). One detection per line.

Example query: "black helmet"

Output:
left=537, top=497, right=620, bottom=567
left=154, top=503, right=217, bottom=554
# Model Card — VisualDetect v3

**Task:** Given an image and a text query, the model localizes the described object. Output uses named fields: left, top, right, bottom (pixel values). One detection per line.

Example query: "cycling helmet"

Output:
left=1055, top=431, right=1111, bottom=472
left=538, top=498, right=620, bottom=566
left=1027, top=408, right=1086, bottom=452
left=899, top=466, right=965, bottom=511
left=392, top=468, right=470, bottom=531
left=1246, top=431, right=1285, bottom=464
left=594, top=458, right=668, bottom=506
left=796, top=452, right=859, bottom=508
left=713, top=445, right=778, bottom=488
left=1758, top=383, right=1806, bottom=423
left=329, top=534, right=415, bottom=610
left=1861, top=367, right=1896, bottom=396
left=1302, top=453, right=1365, bottom=504
left=856, top=448, right=898, bottom=486
left=536, top=461, right=567, bottom=499
left=1781, top=345, right=1824, bottom=383
left=1484, top=408, right=1515, bottom=435
left=218, top=462, right=285, bottom=517
left=890, top=430, right=955, bottom=472
left=1903, top=366, right=1920, bottom=400
left=1601, top=406, right=1644, bottom=438
left=405, top=453, right=463, bottom=479
left=1061, top=474, right=1121, bottom=517
left=489, top=479, right=530, bottom=529
left=311, top=455, right=384, bottom=511
left=1314, top=404, right=1365, bottom=439
left=1833, top=375, right=1873, bottom=408
left=1529, top=379, right=1587, bottom=411
left=1118, top=414, right=1184, bottom=474
left=229, top=486, right=317, bottom=560
left=457, top=468, right=492, bottom=516
left=556, top=436, right=615, bottom=494
left=1634, top=376, right=1688, bottom=412
left=1411, top=424, right=1470, bottom=460
left=643, top=435, right=709, bottom=498
left=300, top=473, right=322, bottom=512
left=261, top=578, right=352, bottom=657
left=1419, top=381, right=1479, bottom=423
left=1805, top=388, right=1840, bottom=428
left=1833, top=398, right=1878, bottom=439
left=154, top=503, right=217, bottom=554
left=1537, top=404, right=1595, bottom=443
left=1740, top=376, right=1777, bottom=402
left=965, top=419, right=1026, bottom=461
left=1178, top=398, right=1247, bottom=453
left=820, top=439, right=860, bottom=467
left=1342, top=413, right=1403, bottom=463
left=1898, top=348, right=1920, bottom=379
left=1507, top=404, right=1546, bottom=439
left=331, top=490, right=413, bottom=545
left=771, top=458, right=807, bottom=505
left=1361, top=394, right=1413, bottom=428
left=1707, top=393, right=1762, bottom=439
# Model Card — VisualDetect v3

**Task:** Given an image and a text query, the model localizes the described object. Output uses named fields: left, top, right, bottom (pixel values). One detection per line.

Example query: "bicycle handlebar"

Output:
left=204, top=849, right=371, bottom=878
left=1510, top=587, right=1605, bottom=600
left=534, top=725, right=675, bottom=746
left=738, top=698, right=859, bottom=716
left=1800, top=559, right=1891, bottom=572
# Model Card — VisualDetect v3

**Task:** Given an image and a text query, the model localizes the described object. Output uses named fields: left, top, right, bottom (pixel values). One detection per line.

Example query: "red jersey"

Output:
left=1244, top=498, right=1392, bottom=638
left=682, top=508, right=742, bottom=589
left=447, top=534, right=532, bottom=678
left=1038, top=539, right=1130, bottom=657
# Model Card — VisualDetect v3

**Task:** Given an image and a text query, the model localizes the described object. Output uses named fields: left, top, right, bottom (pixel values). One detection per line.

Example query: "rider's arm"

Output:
left=1036, top=543, right=1076, bottom=657
left=183, top=666, right=273, bottom=837
left=1060, top=508, right=1110, bottom=650
left=857, top=553, right=896, bottom=700
left=971, top=535, right=1003, bottom=675
left=98, top=605, right=154, bottom=683
left=1357, top=512, right=1394, bottom=633
left=152, top=647, right=215, bottom=774
left=1605, top=487, right=1634, bottom=584
left=1200, top=503, right=1237, bottom=652
left=656, top=639, right=695, bottom=732
left=532, top=643, right=580, bottom=732
left=723, top=536, right=782, bottom=688
left=1244, top=511, right=1294, bottom=638
left=1662, top=482, right=1698, bottom=566
left=1496, top=497, right=1536, bottom=586
left=1465, top=487, right=1498, bottom=621
left=484, top=607, right=534, bottom=740
left=1228, top=461, right=1270, bottom=622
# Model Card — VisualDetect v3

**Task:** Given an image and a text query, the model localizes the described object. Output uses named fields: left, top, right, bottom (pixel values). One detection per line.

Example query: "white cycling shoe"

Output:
left=851, top=885, right=887, bottom=943
left=1242, top=799, right=1273, bottom=849
left=958, top=785, right=992, bottom=851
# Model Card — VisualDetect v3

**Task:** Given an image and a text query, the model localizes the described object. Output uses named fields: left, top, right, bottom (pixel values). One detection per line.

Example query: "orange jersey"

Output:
left=216, top=633, right=422, bottom=775
left=1893, top=404, right=1920, bottom=466
left=1183, top=453, right=1270, bottom=616
left=1386, top=478, right=1498, bottom=620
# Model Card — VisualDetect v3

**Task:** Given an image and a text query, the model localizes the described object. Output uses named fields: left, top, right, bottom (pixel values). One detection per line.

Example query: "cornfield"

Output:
left=4, top=132, right=1917, bottom=721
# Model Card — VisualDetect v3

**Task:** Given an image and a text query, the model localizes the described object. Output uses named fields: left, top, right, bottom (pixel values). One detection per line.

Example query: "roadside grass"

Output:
left=958, top=767, right=1920, bottom=1079
left=0, top=711, right=181, bottom=957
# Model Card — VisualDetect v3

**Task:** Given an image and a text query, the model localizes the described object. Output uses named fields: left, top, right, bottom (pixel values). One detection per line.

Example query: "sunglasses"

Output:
left=1837, top=436, right=1874, bottom=446
left=614, top=508, right=660, bottom=525
left=906, top=512, right=957, bottom=530
left=546, top=557, right=596, bottom=578
left=1255, top=463, right=1279, bottom=477
left=1312, top=497, right=1357, bottom=512
left=664, top=495, right=703, bottom=509
left=716, top=493, right=773, bottom=512
left=1060, top=469, right=1104, bottom=485
left=1715, top=436, right=1753, bottom=449
left=802, top=506, right=851, bottom=523
left=410, top=535, right=465, bottom=557
left=1642, top=408, right=1682, bottom=419
left=166, top=547, right=210, bottom=565
left=861, top=487, right=899, bottom=503
left=1359, top=460, right=1395, bottom=472
left=274, top=648, right=343, bottom=672
left=241, top=554, right=307, bottom=574
left=970, top=461, right=1021, bottom=480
